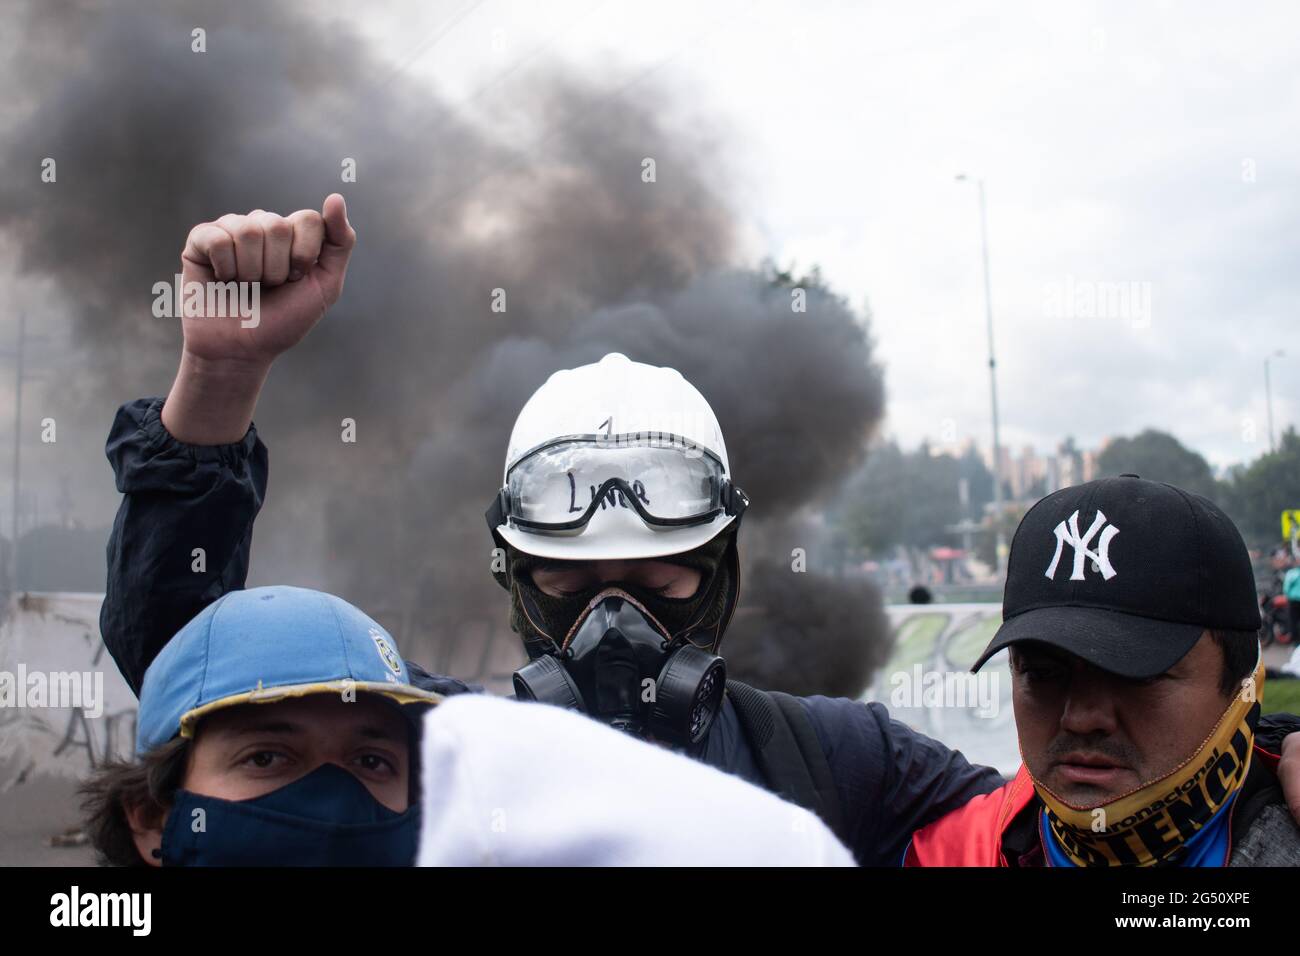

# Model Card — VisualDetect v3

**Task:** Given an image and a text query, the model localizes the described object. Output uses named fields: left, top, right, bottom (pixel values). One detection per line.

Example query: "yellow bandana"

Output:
left=1032, top=660, right=1264, bottom=867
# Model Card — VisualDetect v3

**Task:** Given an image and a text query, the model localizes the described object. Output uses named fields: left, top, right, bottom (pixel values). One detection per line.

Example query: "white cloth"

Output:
left=1284, top=645, right=1300, bottom=679
left=415, top=694, right=855, bottom=866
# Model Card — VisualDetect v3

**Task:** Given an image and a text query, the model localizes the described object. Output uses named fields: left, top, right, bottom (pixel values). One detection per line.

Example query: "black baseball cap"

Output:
left=971, top=474, right=1261, bottom=678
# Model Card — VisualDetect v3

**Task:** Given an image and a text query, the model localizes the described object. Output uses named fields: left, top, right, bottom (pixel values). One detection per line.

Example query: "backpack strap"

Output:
left=726, top=680, right=848, bottom=846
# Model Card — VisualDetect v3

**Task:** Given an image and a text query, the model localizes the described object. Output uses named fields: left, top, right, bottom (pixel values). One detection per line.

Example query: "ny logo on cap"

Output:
left=1045, top=509, right=1119, bottom=581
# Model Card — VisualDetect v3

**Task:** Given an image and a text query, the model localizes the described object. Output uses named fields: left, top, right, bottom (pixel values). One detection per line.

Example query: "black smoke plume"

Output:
left=0, top=0, right=888, bottom=695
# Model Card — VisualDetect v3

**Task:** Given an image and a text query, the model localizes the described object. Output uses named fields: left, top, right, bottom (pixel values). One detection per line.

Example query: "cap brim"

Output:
left=971, top=606, right=1206, bottom=679
left=178, top=680, right=443, bottom=739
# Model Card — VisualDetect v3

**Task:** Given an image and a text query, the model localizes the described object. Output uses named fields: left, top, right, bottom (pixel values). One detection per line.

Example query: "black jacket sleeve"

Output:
left=101, top=397, right=267, bottom=695
left=99, top=397, right=485, bottom=700
left=799, top=695, right=1006, bottom=866
left=1258, top=712, right=1300, bottom=754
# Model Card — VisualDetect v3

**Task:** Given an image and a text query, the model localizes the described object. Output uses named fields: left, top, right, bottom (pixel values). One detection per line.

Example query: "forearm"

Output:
left=161, top=351, right=271, bottom=445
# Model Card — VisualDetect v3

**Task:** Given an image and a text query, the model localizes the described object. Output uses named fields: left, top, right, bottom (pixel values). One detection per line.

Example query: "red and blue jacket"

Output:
left=903, top=745, right=1286, bottom=866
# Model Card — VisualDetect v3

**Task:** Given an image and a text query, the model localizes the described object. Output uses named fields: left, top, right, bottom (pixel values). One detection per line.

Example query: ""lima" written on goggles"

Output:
left=488, top=433, right=748, bottom=535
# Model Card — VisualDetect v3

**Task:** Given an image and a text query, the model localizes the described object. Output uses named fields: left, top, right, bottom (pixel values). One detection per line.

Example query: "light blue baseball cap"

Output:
left=136, top=586, right=441, bottom=755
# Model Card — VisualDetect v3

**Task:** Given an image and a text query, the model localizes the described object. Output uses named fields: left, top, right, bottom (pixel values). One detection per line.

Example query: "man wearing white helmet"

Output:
left=477, top=352, right=1021, bottom=857
left=486, top=353, right=746, bottom=747
left=101, top=197, right=1300, bottom=865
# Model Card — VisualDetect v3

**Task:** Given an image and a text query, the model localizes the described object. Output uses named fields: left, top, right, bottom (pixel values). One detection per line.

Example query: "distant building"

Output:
left=970, top=437, right=1107, bottom=505
left=1082, top=450, right=1100, bottom=483
left=943, top=433, right=1109, bottom=511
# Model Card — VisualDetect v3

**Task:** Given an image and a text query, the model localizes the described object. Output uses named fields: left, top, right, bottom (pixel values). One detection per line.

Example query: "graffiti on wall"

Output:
left=0, top=593, right=137, bottom=790
left=863, top=603, right=1018, bottom=776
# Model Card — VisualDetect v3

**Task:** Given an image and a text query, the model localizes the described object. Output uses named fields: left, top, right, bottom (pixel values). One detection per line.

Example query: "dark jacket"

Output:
left=98, top=397, right=1137, bottom=865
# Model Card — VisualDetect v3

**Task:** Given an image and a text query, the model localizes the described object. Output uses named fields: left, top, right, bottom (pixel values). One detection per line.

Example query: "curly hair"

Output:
left=78, top=737, right=190, bottom=866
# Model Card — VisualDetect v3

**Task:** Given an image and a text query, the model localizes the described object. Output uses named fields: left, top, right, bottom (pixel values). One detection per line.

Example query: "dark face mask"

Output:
left=507, top=531, right=736, bottom=658
left=160, top=763, right=420, bottom=867
left=512, top=588, right=727, bottom=748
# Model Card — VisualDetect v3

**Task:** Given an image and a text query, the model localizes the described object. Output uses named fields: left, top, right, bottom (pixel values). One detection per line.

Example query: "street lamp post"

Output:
left=8, top=314, right=24, bottom=595
left=957, top=174, right=1006, bottom=577
left=1265, top=349, right=1285, bottom=453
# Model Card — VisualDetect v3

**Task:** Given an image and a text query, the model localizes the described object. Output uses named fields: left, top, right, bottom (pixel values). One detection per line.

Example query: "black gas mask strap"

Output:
left=514, top=583, right=560, bottom=655
left=672, top=520, right=743, bottom=654
left=485, top=512, right=513, bottom=592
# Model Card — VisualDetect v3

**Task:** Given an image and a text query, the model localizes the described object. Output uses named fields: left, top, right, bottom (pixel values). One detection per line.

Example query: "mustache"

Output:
left=1045, top=733, right=1139, bottom=767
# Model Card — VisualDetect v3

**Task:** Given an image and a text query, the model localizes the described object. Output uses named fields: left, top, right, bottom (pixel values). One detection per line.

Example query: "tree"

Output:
left=975, top=505, right=1027, bottom=569
left=1220, top=427, right=1300, bottom=545
left=958, top=446, right=994, bottom=515
left=834, top=440, right=907, bottom=553
left=832, top=439, right=991, bottom=556
left=1096, top=429, right=1219, bottom=500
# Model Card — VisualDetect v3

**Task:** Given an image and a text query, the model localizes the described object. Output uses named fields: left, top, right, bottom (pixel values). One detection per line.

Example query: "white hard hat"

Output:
left=488, top=353, right=745, bottom=561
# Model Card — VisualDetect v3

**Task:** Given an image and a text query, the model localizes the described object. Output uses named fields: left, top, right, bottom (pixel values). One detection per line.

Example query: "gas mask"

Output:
left=512, top=588, right=727, bottom=749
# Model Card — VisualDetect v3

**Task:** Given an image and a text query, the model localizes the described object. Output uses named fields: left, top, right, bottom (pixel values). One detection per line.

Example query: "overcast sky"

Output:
left=4, top=1, right=1298, bottom=535
left=340, top=0, right=1300, bottom=470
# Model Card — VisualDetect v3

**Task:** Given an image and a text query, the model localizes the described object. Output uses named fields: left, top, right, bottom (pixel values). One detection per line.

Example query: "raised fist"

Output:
left=177, top=193, right=356, bottom=367
left=161, top=194, right=357, bottom=444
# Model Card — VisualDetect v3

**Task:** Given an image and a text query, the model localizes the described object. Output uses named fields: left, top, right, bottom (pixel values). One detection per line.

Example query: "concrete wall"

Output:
left=864, top=603, right=1018, bottom=776
left=0, top=592, right=136, bottom=791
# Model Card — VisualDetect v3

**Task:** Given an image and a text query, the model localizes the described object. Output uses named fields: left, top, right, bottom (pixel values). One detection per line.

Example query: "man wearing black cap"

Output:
left=905, top=475, right=1300, bottom=866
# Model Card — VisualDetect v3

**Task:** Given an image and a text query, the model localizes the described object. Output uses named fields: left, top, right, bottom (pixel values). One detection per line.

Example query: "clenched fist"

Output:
left=179, top=193, right=356, bottom=365
left=161, top=194, right=357, bottom=445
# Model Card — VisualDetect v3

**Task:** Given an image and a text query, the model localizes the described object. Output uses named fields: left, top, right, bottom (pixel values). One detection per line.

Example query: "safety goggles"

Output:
left=487, top=433, right=748, bottom=536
